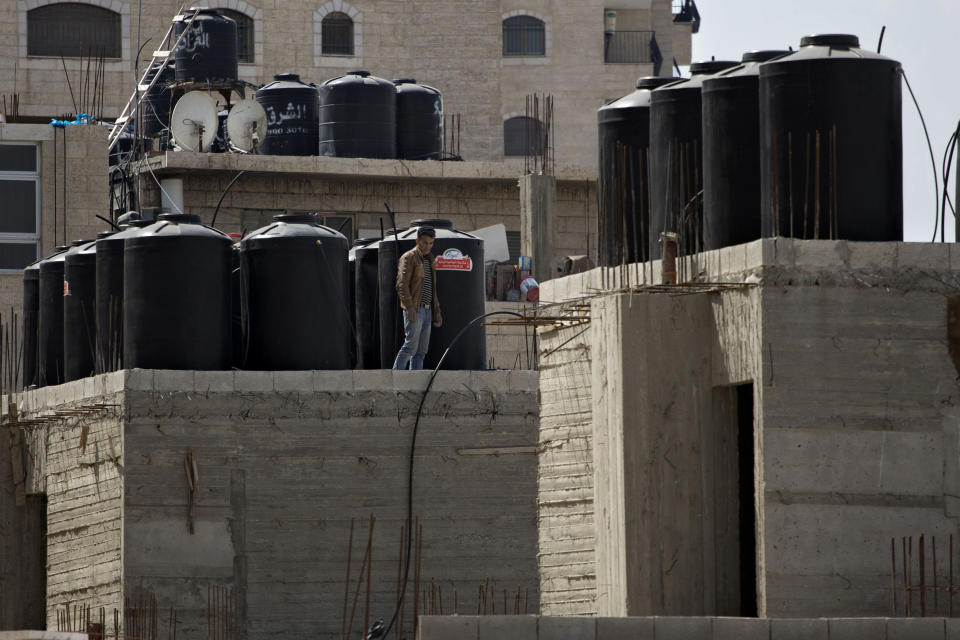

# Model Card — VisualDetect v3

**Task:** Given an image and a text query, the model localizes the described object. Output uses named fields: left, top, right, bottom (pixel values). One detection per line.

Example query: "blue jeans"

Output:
left=392, top=305, right=432, bottom=370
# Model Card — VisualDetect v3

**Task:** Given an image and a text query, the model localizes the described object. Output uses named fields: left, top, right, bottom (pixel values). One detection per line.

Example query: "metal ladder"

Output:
left=106, top=7, right=201, bottom=152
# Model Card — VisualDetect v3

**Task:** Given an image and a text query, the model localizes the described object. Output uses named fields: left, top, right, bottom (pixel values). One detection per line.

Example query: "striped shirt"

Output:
left=420, top=256, right=433, bottom=306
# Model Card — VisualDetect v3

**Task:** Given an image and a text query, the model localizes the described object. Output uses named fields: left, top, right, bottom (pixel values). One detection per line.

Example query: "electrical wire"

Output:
left=380, top=310, right=525, bottom=640
left=899, top=68, right=941, bottom=242
left=210, top=170, right=246, bottom=227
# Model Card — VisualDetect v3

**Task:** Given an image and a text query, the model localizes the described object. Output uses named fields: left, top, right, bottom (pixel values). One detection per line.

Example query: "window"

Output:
left=27, top=3, right=121, bottom=58
left=214, top=9, right=254, bottom=63
left=503, top=16, right=545, bottom=56
left=0, top=144, right=40, bottom=271
left=503, top=116, right=543, bottom=157
left=321, top=12, right=353, bottom=56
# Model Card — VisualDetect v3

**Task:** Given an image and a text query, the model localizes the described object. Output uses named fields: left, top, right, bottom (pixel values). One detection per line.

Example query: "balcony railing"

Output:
left=604, top=30, right=659, bottom=65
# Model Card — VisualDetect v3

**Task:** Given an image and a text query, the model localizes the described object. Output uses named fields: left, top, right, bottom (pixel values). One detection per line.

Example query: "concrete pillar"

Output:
left=519, top=174, right=557, bottom=283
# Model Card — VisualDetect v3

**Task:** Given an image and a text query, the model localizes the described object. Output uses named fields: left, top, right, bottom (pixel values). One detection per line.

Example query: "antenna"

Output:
left=225, top=99, right=268, bottom=152
left=170, top=91, right=218, bottom=152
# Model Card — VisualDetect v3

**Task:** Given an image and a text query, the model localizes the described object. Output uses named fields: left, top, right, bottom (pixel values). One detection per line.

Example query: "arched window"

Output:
left=27, top=2, right=121, bottom=58
left=214, top=9, right=254, bottom=63
left=322, top=12, right=353, bottom=55
left=502, top=15, right=545, bottom=56
left=504, top=116, right=544, bottom=156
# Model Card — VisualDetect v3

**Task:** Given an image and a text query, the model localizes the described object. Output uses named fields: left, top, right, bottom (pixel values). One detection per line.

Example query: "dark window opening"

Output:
left=736, top=382, right=757, bottom=617
left=503, top=116, right=543, bottom=157
left=321, top=12, right=354, bottom=56
left=0, top=144, right=38, bottom=172
left=214, top=9, right=254, bottom=63
left=503, top=15, right=545, bottom=56
left=27, top=3, right=121, bottom=58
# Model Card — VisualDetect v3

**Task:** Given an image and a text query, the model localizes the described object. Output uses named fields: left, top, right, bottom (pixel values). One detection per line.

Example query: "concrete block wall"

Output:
left=417, top=615, right=960, bottom=640
left=485, top=301, right=537, bottom=370
left=0, top=124, right=109, bottom=326
left=3, top=374, right=127, bottom=628
left=10, top=369, right=539, bottom=639
left=537, top=321, right=596, bottom=615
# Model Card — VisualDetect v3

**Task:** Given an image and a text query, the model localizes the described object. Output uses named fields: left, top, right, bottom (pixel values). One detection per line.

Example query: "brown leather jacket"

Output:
left=396, top=246, right=442, bottom=325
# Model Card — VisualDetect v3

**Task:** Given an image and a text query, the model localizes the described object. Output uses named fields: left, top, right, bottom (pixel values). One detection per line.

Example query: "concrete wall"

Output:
left=11, top=368, right=539, bottom=639
left=417, top=614, right=960, bottom=639
left=0, top=0, right=689, bottom=167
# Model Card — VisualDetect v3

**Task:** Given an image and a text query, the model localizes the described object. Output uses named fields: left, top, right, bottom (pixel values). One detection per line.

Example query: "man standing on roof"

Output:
left=393, top=226, right=442, bottom=370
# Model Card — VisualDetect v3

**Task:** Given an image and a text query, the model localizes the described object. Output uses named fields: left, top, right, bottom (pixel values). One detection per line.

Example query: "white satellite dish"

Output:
left=170, top=91, right=218, bottom=152
left=225, top=99, right=268, bottom=152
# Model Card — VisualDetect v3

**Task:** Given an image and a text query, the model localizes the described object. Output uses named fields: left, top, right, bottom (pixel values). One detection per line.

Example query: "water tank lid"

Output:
left=635, top=76, right=677, bottom=90
left=394, top=78, right=416, bottom=84
left=272, top=213, right=319, bottom=224
left=741, top=49, right=789, bottom=63
left=348, top=70, right=371, bottom=77
left=690, top=60, right=740, bottom=75
left=274, top=73, right=301, bottom=82
left=159, top=213, right=204, bottom=225
left=97, top=231, right=115, bottom=239
left=800, top=34, right=860, bottom=48
left=410, top=218, right=454, bottom=229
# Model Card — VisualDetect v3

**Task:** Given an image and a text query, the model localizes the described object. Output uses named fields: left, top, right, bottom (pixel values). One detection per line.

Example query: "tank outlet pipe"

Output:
left=660, top=232, right=679, bottom=284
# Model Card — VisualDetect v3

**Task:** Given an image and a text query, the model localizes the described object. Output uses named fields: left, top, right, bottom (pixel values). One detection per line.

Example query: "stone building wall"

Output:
left=0, top=0, right=691, bottom=167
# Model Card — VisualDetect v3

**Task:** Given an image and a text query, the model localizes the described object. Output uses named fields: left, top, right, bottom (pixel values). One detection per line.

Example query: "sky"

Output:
left=690, top=0, right=958, bottom=242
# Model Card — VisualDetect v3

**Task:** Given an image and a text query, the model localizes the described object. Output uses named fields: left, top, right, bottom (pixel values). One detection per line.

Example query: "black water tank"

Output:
left=702, top=51, right=789, bottom=250
left=124, top=213, right=232, bottom=370
left=597, top=76, right=677, bottom=265
left=240, top=214, right=350, bottom=370
left=354, top=232, right=403, bottom=370
left=649, top=60, right=738, bottom=258
left=256, top=74, right=320, bottom=156
left=319, top=71, right=397, bottom=159
left=231, top=242, right=243, bottom=369
left=394, top=79, right=442, bottom=160
left=38, top=246, right=69, bottom=387
left=22, top=259, right=41, bottom=388
left=378, top=220, right=485, bottom=370
left=95, top=220, right=151, bottom=373
left=174, top=9, right=238, bottom=84
left=760, top=34, right=902, bottom=240
left=143, top=61, right=175, bottom=137
left=64, top=239, right=98, bottom=382
left=349, top=237, right=378, bottom=367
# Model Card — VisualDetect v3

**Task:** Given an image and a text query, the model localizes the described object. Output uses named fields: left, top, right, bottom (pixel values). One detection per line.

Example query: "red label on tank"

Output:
left=435, top=248, right=472, bottom=271
left=63, top=280, right=71, bottom=296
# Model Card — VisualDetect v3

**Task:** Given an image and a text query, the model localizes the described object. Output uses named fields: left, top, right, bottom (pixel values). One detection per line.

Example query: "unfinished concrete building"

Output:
left=526, top=238, right=960, bottom=637
left=2, top=369, right=539, bottom=636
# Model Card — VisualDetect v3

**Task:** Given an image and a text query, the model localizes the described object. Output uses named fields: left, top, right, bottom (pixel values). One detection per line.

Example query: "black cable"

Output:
left=380, top=310, right=525, bottom=640
left=96, top=214, right=120, bottom=230
left=877, top=25, right=886, bottom=54
left=210, top=170, right=246, bottom=227
left=940, top=127, right=958, bottom=239
left=899, top=69, right=941, bottom=242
